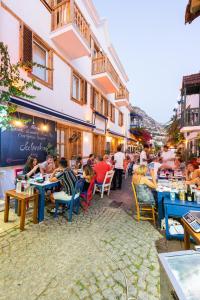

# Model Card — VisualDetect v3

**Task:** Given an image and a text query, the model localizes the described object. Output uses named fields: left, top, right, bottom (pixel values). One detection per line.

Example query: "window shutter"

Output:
left=82, top=80, right=87, bottom=104
left=105, top=99, right=108, bottom=117
left=22, top=24, right=33, bottom=64
left=90, top=86, right=94, bottom=109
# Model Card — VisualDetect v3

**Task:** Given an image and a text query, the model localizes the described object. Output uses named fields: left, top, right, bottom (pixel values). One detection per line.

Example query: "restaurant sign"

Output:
left=0, top=113, right=56, bottom=167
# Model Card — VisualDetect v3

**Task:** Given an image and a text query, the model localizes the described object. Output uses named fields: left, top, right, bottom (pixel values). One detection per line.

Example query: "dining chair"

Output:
left=93, top=170, right=115, bottom=199
left=80, top=177, right=95, bottom=211
left=54, top=179, right=84, bottom=222
left=132, top=182, right=156, bottom=225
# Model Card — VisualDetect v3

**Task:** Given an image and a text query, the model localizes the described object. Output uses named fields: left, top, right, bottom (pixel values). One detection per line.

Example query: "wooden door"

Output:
left=93, top=134, right=105, bottom=157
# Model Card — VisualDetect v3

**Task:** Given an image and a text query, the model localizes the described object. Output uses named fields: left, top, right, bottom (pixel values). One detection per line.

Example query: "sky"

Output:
left=93, top=0, right=200, bottom=124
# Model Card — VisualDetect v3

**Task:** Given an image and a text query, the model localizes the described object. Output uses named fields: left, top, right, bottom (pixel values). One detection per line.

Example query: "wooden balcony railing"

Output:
left=115, top=85, right=129, bottom=100
left=181, top=108, right=200, bottom=127
left=51, top=0, right=90, bottom=44
left=92, top=55, right=120, bottom=88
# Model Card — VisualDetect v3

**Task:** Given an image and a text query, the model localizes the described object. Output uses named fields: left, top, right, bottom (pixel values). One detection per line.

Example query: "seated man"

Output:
left=39, top=155, right=55, bottom=175
left=49, top=158, right=78, bottom=203
left=93, top=156, right=111, bottom=184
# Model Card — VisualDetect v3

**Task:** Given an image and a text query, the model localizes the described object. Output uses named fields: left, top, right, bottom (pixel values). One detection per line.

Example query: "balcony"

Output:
left=92, top=55, right=120, bottom=93
left=50, top=0, right=90, bottom=59
left=115, top=85, right=129, bottom=107
left=180, top=108, right=200, bottom=132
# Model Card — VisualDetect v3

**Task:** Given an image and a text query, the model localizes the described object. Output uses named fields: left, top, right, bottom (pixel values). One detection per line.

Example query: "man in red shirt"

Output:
left=94, top=156, right=111, bottom=184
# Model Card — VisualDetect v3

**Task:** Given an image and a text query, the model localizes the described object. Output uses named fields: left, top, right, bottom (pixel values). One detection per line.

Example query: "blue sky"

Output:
left=93, top=0, right=200, bottom=124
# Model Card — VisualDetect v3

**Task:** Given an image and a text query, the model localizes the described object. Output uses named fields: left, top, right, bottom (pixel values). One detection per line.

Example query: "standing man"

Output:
left=161, top=145, right=175, bottom=168
left=140, top=144, right=150, bottom=166
left=112, top=145, right=125, bottom=190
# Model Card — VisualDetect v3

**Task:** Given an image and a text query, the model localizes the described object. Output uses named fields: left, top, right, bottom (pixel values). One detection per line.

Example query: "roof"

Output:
left=185, top=0, right=200, bottom=24
left=182, top=73, right=200, bottom=95
left=183, top=73, right=200, bottom=87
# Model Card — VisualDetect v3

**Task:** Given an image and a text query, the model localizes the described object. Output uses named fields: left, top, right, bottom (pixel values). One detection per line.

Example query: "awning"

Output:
left=107, top=129, right=126, bottom=139
left=185, top=0, right=200, bottom=24
left=127, top=137, right=137, bottom=142
left=11, top=96, right=96, bottom=129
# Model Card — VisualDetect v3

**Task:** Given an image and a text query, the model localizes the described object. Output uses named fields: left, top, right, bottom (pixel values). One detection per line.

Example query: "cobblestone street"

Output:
left=0, top=180, right=161, bottom=300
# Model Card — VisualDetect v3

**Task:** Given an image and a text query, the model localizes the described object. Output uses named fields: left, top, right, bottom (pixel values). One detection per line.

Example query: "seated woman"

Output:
left=82, top=165, right=95, bottom=192
left=186, top=162, right=200, bottom=185
left=74, top=156, right=83, bottom=178
left=23, top=155, right=39, bottom=178
left=49, top=158, right=78, bottom=203
left=132, top=165, right=157, bottom=206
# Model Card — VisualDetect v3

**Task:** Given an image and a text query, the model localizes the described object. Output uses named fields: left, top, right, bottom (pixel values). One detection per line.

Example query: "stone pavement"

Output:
left=0, top=179, right=161, bottom=300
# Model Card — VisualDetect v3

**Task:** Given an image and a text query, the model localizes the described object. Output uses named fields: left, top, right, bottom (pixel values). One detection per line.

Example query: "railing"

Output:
left=92, top=55, right=120, bottom=89
left=115, top=85, right=129, bottom=100
left=51, top=0, right=90, bottom=44
left=182, top=108, right=200, bottom=127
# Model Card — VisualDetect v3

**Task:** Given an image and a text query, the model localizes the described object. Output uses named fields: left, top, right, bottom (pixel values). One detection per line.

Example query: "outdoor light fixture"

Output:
left=41, top=123, right=49, bottom=132
left=13, top=119, right=23, bottom=128
left=106, top=136, right=112, bottom=142
left=13, top=112, right=23, bottom=128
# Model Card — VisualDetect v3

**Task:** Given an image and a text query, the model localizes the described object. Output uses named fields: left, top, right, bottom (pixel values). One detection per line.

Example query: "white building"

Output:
left=179, top=73, right=200, bottom=157
left=0, top=0, right=131, bottom=172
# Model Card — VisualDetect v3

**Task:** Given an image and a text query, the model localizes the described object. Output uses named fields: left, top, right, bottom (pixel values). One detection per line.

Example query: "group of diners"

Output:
left=133, top=144, right=200, bottom=208
left=21, top=145, right=128, bottom=210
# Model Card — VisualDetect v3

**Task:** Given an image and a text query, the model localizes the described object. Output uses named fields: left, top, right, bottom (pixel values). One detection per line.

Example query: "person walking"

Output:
left=139, top=144, right=149, bottom=166
left=112, top=145, right=125, bottom=190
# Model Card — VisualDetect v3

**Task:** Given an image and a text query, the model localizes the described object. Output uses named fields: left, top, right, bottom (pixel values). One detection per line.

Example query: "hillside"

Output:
left=132, top=106, right=166, bottom=145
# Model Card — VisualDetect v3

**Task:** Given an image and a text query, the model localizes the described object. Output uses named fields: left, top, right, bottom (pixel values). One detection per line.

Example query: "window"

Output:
left=91, top=87, right=109, bottom=117
left=91, top=87, right=99, bottom=111
left=119, top=111, right=124, bottom=127
left=110, top=104, right=115, bottom=123
left=72, top=74, right=81, bottom=101
left=72, top=72, right=87, bottom=104
left=20, top=24, right=53, bottom=88
left=32, top=41, right=47, bottom=81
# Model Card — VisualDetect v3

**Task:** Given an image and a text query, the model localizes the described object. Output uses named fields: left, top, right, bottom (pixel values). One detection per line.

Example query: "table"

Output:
left=164, top=196, right=200, bottom=240
left=30, top=180, right=60, bottom=222
left=4, top=189, right=38, bottom=230
left=182, top=219, right=200, bottom=250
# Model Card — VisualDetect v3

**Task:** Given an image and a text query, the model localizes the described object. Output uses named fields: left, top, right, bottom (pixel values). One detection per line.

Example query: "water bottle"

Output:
left=170, top=189, right=176, bottom=201
left=16, top=180, right=22, bottom=193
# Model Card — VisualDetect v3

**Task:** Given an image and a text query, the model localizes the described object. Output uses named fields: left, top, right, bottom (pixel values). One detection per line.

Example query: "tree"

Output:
left=165, top=115, right=184, bottom=146
left=0, top=42, right=44, bottom=130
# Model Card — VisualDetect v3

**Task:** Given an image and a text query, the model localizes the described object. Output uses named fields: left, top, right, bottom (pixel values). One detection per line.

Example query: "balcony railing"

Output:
left=92, top=55, right=120, bottom=89
left=115, top=86, right=129, bottom=100
left=51, top=0, right=90, bottom=45
left=182, top=108, right=200, bottom=127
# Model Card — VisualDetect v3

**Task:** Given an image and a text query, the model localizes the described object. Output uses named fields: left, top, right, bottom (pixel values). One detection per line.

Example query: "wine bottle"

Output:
left=187, top=185, right=192, bottom=202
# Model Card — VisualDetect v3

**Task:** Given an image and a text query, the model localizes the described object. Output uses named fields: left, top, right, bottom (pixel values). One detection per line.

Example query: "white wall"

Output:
left=0, top=0, right=130, bottom=137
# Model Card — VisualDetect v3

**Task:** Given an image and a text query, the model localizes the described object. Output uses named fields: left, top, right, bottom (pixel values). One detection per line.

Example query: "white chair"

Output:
left=93, top=170, right=115, bottom=199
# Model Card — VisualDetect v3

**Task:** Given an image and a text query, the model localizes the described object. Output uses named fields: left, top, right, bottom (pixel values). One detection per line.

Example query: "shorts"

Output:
left=53, top=191, right=79, bottom=201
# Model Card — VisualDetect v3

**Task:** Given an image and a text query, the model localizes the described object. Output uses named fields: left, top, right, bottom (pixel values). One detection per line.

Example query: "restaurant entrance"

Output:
left=57, top=124, right=83, bottom=162
left=93, top=134, right=106, bottom=157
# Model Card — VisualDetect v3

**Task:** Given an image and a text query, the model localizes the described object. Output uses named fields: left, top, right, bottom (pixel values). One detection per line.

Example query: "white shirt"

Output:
left=114, top=152, right=125, bottom=169
left=161, top=150, right=175, bottom=167
left=140, top=150, right=147, bottom=166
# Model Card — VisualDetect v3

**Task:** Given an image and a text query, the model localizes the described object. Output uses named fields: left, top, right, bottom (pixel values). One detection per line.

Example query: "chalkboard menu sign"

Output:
left=0, top=113, right=57, bottom=167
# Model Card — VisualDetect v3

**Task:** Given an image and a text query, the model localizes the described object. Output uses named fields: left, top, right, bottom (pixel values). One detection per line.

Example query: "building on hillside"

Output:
left=0, top=0, right=131, bottom=173
left=178, top=72, right=200, bottom=157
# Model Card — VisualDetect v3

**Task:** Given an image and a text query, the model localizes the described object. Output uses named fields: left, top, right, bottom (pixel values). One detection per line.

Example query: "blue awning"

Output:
left=11, top=96, right=96, bottom=129
left=107, top=129, right=126, bottom=138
